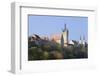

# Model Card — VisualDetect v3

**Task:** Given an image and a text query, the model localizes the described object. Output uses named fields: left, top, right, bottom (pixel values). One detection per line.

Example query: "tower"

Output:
left=79, top=35, right=85, bottom=45
left=61, top=34, right=64, bottom=47
left=62, top=24, right=69, bottom=46
left=79, top=35, right=82, bottom=44
left=83, top=35, right=85, bottom=45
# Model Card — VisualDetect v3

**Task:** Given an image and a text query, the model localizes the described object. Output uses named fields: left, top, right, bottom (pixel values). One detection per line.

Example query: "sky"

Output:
left=28, top=15, right=88, bottom=41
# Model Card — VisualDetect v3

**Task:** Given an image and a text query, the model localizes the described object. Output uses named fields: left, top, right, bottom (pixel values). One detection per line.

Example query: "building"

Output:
left=79, top=35, right=86, bottom=45
left=51, top=33, right=61, bottom=44
left=51, top=24, right=69, bottom=47
left=61, top=24, right=69, bottom=46
left=51, top=24, right=86, bottom=47
left=29, top=24, right=86, bottom=47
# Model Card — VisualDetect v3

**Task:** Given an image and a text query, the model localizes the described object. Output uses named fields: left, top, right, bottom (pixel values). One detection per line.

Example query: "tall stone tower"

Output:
left=62, top=24, right=69, bottom=46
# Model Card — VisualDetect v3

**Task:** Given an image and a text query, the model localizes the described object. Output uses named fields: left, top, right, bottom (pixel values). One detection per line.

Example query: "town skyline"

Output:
left=28, top=15, right=88, bottom=42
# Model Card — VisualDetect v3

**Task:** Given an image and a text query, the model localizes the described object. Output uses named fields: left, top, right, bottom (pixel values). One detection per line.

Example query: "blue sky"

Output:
left=28, top=15, right=88, bottom=41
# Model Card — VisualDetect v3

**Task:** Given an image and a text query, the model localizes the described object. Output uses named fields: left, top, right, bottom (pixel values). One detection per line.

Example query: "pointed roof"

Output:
left=63, top=24, right=68, bottom=32
left=83, top=35, right=85, bottom=40
left=64, top=24, right=67, bottom=31
left=80, top=35, right=82, bottom=40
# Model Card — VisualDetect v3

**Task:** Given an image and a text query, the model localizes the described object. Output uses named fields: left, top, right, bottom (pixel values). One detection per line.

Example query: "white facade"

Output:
left=61, top=24, right=69, bottom=46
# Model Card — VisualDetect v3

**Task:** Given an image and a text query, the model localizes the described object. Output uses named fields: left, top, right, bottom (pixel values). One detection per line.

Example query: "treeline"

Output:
left=28, top=38, right=88, bottom=60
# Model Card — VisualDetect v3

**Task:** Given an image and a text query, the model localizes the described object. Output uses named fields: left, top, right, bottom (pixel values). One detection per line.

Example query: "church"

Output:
left=29, top=24, right=86, bottom=47
left=51, top=24, right=86, bottom=47
left=61, top=24, right=69, bottom=46
left=51, top=24, right=69, bottom=46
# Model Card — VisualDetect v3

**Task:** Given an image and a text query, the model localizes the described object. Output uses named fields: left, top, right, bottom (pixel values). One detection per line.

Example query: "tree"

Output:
left=43, top=51, right=49, bottom=60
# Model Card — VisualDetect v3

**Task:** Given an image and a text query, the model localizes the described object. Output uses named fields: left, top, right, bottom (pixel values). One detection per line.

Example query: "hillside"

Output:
left=28, top=34, right=88, bottom=60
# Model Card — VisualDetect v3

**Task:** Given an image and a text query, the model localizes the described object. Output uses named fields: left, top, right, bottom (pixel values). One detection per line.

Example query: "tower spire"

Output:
left=64, top=24, right=66, bottom=31
left=83, top=35, right=85, bottom=45
left=79, top=35, right=82, bottom=44
left=83, top=35, right=85, bottom=41
left=80, top=35, right=82, bottom=40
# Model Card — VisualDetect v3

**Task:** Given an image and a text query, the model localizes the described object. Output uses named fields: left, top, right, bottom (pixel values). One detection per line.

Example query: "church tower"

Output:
left=79, top=35, right=82, bottom=44
left=83, top=35, right=85, bottom=45
left=62, top=24, right=69, bottom=46
left=79, top=35, right=85, bottom=45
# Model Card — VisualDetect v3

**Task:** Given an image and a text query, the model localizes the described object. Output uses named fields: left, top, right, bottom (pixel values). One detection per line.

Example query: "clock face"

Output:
left=28, top=15, right=88, bottom=61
